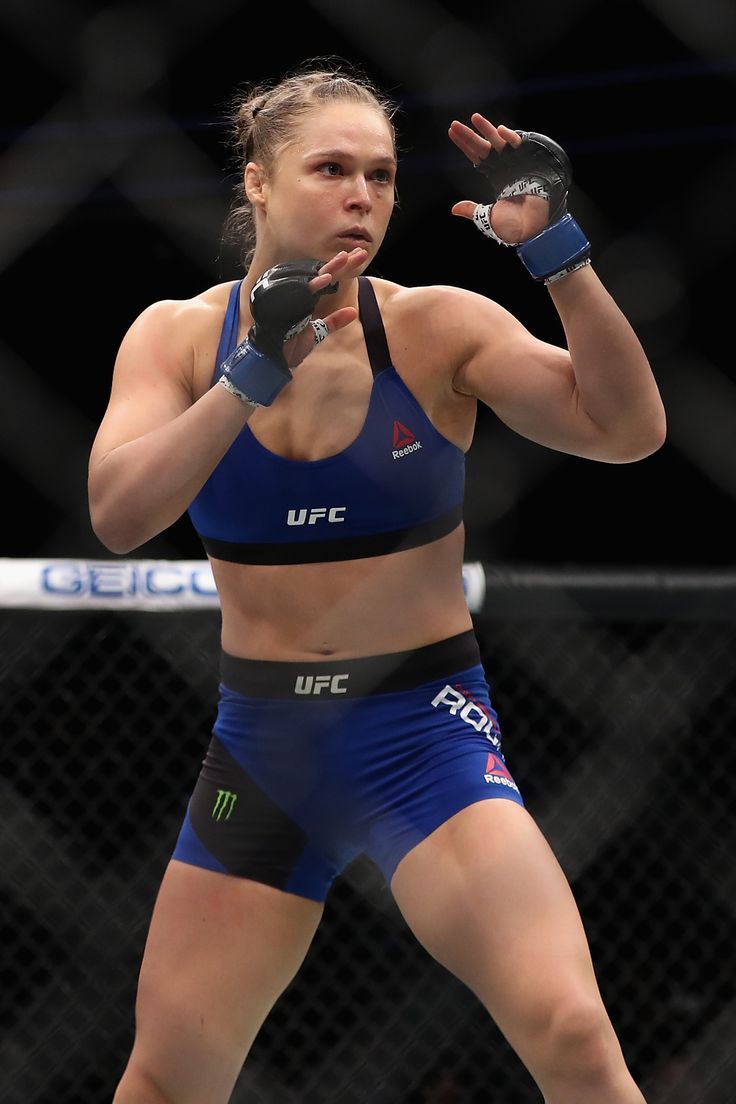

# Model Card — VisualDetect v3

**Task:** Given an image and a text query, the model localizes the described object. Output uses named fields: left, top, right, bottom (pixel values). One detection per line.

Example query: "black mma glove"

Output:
left=472, top=131, right=591, bottom=284
left=218, top=259, right=337, bottom=407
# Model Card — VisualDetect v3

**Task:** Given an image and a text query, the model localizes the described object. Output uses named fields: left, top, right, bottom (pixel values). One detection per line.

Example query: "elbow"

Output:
left=88, top=490, right=142, bottom=556
left=639, top=388, right=668, bottom=457
left=609, top=409, right=667, bottom=463
left=636, top=404, right=668, bottom=460
left=95, top=534, right=138, bottom=556
left=90, top=514, right=139, bottom=556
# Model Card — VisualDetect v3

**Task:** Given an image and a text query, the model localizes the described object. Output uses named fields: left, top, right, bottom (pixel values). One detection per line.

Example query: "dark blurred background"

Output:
left=2, top=0, right=734, bottom=569
left=2, top=5, right=736, bottom=1104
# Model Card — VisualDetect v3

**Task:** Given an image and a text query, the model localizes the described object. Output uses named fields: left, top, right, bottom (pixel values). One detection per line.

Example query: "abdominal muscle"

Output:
left=212, top=525, right=473, bottom=661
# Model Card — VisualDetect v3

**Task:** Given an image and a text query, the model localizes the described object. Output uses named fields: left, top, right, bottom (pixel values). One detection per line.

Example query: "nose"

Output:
left=347, top=174, right=372, bottom=212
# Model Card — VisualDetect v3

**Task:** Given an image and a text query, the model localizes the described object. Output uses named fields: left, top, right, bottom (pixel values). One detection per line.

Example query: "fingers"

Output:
left=298, top=307, right=358, bottom=350
left=448, top=115, right=522, bottom=166
left=321, top=247, right=368, bottom=273
left=451, top=200, right=478, bottom=220
left=469, top=115, right=522, bottom=149
left=319, top=306, right=358, bottom=337
left=311, top=319, right=329, bottom=346
left=285, top=305, right=357, bottom=369
left=310, top=247, right=368, bottom=292
left=496, top=123, right=523, bottom=147
left=310, top=308, right=366, bottom=346
left=448, top=120, right=491, bottom=165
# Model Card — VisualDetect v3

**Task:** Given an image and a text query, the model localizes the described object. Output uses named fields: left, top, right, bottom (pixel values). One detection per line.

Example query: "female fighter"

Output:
left=89, top=60, right=665, bottom=1104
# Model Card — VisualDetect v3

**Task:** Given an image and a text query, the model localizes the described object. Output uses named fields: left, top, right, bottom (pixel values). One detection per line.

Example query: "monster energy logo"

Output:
left=212, top=789, right=237, bottom=821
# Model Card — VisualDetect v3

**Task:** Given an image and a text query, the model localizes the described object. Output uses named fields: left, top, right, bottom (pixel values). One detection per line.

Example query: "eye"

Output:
left=372, top=168, right=394, bottom=185
left=319, top=161, right=343, bottom=176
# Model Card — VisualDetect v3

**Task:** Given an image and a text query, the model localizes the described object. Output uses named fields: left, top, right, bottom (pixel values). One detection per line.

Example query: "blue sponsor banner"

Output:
left=0, top=559, right=219, bottom=609
left=0, top=559, right=485, bottom=613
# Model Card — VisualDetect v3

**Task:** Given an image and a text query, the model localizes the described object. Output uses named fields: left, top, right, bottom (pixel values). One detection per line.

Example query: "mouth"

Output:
left=337, top=228, right=372, bottom=246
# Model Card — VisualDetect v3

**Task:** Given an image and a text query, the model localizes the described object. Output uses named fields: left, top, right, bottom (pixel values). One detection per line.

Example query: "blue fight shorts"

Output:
left=172, top=629, right=524, bottom=902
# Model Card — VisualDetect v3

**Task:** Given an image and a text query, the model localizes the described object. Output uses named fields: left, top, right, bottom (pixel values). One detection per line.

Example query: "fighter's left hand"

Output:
left=448, top=114, right=550, bottom=244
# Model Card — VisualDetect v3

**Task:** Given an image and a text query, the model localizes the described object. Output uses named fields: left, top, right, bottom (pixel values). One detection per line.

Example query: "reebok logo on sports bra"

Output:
left=391, top=419, right=422, bottom=459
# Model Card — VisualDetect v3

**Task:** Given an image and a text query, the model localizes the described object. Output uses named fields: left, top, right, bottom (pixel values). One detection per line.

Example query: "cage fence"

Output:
left=1, top=560, right=735, bottom=1104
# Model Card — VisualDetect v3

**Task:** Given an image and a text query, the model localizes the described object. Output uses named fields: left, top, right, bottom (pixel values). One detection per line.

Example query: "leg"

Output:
left=390, top=800, right=645, bottom=1104
left=114, top=859, right=323, bottom=1104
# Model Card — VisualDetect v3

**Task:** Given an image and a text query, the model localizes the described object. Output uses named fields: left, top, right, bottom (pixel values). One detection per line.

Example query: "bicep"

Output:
left=89, top=303, right=194, bottom=470
left=457, top=311, right=606, bottom=460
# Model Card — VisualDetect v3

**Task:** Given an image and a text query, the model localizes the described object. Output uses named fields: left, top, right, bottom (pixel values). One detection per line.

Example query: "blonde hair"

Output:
left=222, top=59, right=399, bottom=266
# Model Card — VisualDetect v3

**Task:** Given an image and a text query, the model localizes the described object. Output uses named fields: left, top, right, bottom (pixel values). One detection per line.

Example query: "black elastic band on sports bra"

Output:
left=220, top=628, right=481, bottom=699
left=358, top=276, right=392, bottom=377
left=201, top=503, right=463, bottom=565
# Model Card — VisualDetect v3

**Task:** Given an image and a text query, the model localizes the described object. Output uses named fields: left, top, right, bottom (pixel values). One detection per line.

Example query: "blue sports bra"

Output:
left=187, top=276, right=466, bottom=564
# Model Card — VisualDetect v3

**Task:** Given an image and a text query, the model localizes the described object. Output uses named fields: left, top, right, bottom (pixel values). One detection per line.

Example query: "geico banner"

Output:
left=0, top=559, right=219, bottom=610
left=0, top=559, right=486, bottom=614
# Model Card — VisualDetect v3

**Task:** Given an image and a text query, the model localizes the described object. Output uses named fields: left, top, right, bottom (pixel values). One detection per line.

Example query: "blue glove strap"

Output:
left=218, top=337, right=291, bottom=407
left=515, top=214, right=590, bottom=281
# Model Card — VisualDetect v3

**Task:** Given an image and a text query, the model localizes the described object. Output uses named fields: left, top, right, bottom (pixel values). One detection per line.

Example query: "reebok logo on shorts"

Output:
left=483, top=752, right=520, bottom=793
left=392, top=420, right=422, bottom=460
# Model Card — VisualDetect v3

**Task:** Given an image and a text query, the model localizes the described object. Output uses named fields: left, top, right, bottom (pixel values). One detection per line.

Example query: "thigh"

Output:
left=390, top=800, right=608, bottom=1057
left=125, top=859, right=323, bottom=1104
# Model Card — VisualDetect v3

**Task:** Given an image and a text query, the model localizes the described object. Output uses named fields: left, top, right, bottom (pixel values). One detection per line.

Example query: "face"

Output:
left=249, top=101, right=397, bottom=266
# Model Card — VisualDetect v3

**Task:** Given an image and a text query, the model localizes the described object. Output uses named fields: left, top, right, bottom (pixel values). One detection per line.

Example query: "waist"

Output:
left=212, top=526, right=472, bottom=659
left=220, top=629, right=482, bottom=699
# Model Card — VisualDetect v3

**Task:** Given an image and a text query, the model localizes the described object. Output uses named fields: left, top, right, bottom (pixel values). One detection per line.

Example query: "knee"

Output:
left=542, top=999, right=621, bottom=1080
left=113, top=1066, right=174, bottom=1104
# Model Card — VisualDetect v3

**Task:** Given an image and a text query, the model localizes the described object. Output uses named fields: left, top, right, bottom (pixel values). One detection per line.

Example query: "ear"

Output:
left=245, top=162, right=268, bottom=209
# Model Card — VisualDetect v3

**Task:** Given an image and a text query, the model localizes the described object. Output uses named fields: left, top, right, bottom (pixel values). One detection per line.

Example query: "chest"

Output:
left=193, top=303, right=474, bottom=461
left=247, top=352, right=378, bottom=461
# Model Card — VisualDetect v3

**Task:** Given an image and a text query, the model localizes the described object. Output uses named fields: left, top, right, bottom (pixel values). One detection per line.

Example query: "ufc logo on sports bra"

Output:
left=287, top=507, right=346, bottom=526
left=294, top=673, right=349, bottom=695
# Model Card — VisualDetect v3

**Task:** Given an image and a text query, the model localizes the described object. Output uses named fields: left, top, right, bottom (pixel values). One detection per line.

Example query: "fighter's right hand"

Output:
left=218, top=248, right=366, bottom=408
left=281, top=247, right=367, bottom=368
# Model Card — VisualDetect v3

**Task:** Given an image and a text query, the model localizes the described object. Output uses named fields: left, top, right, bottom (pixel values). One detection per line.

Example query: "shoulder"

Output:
left=370, top=275, right=520, bottom=330
left=116, top=281, right=238, bottom=391
left=122, top=280, right=236, bottom=346
left=367, top=276, right=523, bottom=370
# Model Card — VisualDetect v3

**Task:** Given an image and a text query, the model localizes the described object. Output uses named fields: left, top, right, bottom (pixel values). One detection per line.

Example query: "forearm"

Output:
left=548, top=264, right=666, bottom=457
left=89, top=384, right=253, bottom=553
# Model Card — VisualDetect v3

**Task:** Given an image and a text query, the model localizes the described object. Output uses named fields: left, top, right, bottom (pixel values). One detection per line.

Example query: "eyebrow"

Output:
left=307, top=147, right=397, bottom=167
